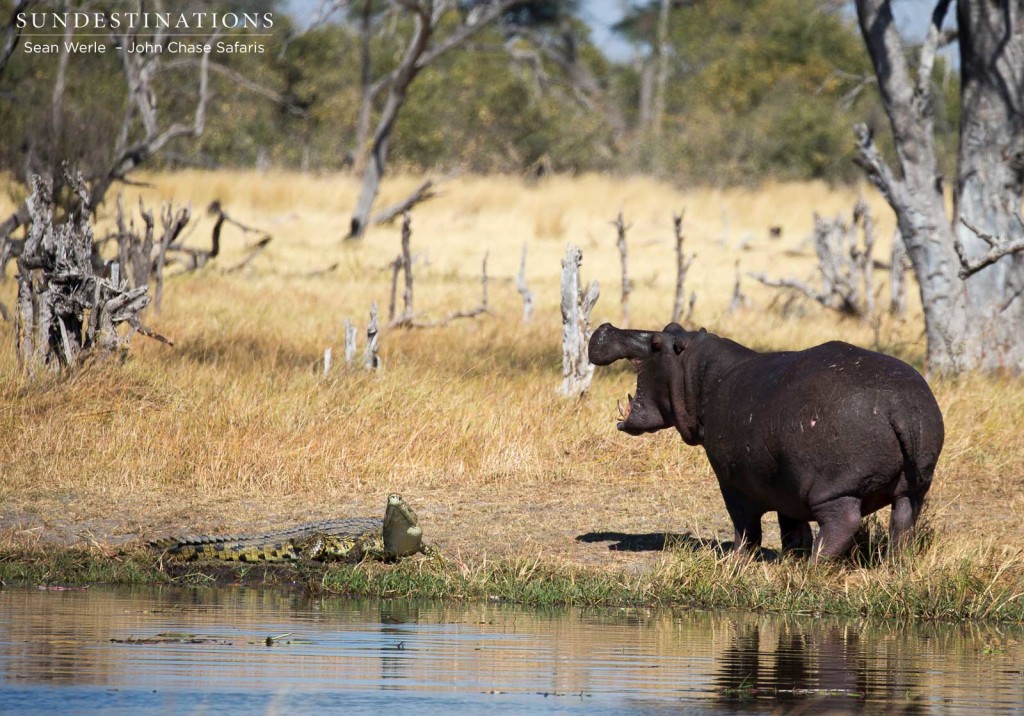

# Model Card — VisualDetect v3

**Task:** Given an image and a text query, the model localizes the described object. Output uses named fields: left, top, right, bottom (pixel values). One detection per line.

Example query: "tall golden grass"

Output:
left=0, top=170, right=1020, bottom=577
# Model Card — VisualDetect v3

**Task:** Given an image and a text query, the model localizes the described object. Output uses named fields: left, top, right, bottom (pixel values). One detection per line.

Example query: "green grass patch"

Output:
left=3, top=543, right=1024, bottom=623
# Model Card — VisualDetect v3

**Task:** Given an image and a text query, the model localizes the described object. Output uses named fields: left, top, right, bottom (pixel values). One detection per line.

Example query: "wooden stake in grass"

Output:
left=728, top=260, right=747, bottom=314
left=389, top=213, right=415, bottom=328
left=364, top=302, right=380, bottom=371
left=344, top=319, right=358, bottom=367
left=559, top=244, right=600, bottom=398
left=517, top=242, right=534, bottom=322
left=614, top=212, right=631, bottom=328
left=671, top=211, right=696, bottom=324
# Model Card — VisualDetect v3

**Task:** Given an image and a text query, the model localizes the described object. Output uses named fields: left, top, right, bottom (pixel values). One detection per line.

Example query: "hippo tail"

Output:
left=890, top=408, right=942, bottom=495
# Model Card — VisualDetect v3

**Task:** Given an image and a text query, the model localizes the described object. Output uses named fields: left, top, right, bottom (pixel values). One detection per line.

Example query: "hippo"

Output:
left=588, top=322, right=944, bottom=559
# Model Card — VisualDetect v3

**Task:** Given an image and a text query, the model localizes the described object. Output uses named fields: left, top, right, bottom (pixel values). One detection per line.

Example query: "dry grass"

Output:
left=0, top=170, right=1021, bottom=594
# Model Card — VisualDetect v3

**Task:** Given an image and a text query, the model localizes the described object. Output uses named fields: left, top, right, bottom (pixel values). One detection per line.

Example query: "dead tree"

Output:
left=346, top=0, right=530, bottom=239
left=614, top=212, right=632, bottom=328
left=855, top=0, right=1024, bottom=372
left=388, top=212, right=489, bottom=328
left=389, top=213, right=416, bottom=327
left=16, top=172, right=157, bottom=375
left=559, top=244, right=600, bottom=398
left=751, top=201, right=879, bottom=319
left=671, top=211, right=696, bottom=324
left=112, top=196, right=188, bottom=315
left=517, top=242, right=535, bottom=322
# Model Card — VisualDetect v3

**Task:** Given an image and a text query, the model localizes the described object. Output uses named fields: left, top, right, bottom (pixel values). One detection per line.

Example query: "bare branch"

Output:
left=372, top=179, right=440, bottom=225
left=915, top=0, right=953, bottom=109
left=853, top=124, right=903, bottom=210
left=750, top=272, right=833, bottom=308
left=222, top=236, right=273, bottom=274
left=415, top=0, right=525, bottom=69
left=955, top=216, right=1024, bottom=279
left=161, top=58, right=309, bottom=118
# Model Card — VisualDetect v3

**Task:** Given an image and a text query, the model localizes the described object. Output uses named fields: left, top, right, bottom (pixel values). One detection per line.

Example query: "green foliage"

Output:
left=0, top=0, right=961, bottom=187
left=619, top=0, right=883, bottom=183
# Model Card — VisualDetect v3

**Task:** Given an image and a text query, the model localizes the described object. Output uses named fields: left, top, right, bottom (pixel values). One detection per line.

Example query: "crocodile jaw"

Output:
left=382, top=494, right=424, bottom=557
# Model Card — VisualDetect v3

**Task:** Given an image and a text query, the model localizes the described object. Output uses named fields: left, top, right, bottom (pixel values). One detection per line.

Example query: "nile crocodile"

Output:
left=148, top=493, right=424, bottom=563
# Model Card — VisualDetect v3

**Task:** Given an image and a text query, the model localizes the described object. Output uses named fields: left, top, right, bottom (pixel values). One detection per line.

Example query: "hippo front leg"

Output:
left=720, top=484, right=764, bottom=554
left=778, top=514, right=814, bottom=555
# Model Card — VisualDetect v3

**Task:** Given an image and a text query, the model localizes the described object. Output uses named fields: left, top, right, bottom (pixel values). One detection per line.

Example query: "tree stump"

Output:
left=559, top=244, right=600, bottom=398
left=16, top=171, right=152, bottom=375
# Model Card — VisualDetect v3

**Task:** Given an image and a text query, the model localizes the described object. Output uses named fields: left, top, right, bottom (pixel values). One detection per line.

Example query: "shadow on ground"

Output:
left=576, top=531, right=782, bottom=562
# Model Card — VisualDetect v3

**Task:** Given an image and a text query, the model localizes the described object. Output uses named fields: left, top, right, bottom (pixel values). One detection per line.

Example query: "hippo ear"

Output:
left=672, top=337, right=685, bottom=355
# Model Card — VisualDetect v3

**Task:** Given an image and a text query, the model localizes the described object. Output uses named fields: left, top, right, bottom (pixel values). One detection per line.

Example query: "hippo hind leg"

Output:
left=778, top=514, right=813, bottom=556
left=888, top=491, right=927, bottom=554
left=811, top=496, right=863, bottom=560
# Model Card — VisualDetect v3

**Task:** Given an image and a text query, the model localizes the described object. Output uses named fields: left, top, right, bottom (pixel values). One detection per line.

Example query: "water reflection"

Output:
left=0, top=586, right=1021, bottom=714
left=714, top=618, right=921, bottom=712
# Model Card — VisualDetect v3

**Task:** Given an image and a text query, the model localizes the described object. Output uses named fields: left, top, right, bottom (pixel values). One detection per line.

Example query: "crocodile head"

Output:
left=382, top=493, right=423, bottom=557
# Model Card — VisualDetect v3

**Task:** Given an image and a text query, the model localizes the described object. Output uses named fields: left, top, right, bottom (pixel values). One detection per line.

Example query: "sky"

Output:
left=284, top=0, right=950, bottom=64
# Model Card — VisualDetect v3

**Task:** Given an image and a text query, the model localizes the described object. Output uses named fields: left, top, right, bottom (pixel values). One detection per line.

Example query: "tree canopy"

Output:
left=0, top=0, right=958, bottom=186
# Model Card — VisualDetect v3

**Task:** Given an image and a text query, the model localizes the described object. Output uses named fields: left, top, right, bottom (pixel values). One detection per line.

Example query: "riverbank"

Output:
left=3, top=533, right=1024, bottom=622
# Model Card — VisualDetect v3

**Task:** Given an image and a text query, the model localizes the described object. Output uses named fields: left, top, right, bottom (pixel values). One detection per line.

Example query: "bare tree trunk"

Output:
left=50, top=15, right=72, bottom=142
left=352, top=0, right=375, bottom=175
left=953, top=0, right=1024, bottom=342
left=855, top=0, right=1024, bottom=372
left=652, top=0, right=671, bottom=138
left=637, top=60, right=654, bottom=130
left=559, top=244, right=599, bottom=397
left=671, top=212, right=695, bottom=324
left=614, top=212, right=631, bottom=328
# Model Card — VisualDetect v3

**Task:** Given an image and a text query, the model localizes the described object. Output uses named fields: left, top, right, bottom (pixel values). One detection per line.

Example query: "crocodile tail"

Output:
left=147, top=537, right=184, bottom=551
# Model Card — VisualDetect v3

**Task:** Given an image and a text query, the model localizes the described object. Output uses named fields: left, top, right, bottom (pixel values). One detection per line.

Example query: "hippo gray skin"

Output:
left=588, top=322, right=944, bottom=559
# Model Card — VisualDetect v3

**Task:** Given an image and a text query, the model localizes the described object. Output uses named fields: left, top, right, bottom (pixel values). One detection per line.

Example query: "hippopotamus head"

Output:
left=588, top=322, right=703, bottom=444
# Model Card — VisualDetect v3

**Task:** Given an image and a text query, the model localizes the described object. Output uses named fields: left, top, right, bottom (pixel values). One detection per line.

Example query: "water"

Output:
left=0, top=586, right=1022, bottom=714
